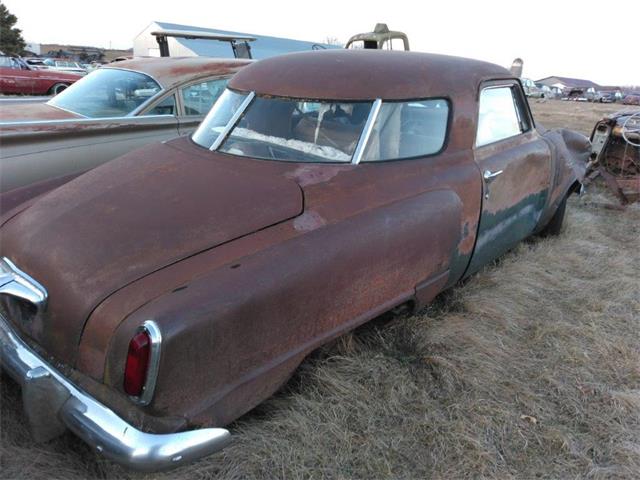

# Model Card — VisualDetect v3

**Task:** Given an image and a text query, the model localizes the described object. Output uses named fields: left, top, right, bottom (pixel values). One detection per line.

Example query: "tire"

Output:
left=49, top=83, right=69, bottom=95
left=538, top=195, right=567, bottom=237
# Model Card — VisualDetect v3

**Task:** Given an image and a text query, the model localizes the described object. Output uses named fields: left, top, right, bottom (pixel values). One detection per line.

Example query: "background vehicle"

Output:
left=0, top=55, right=81, bottom=95
left=522, top=78, right=544, bottom=97
left=0, top=56, right=250, bottom=195
left=42, top=58, right=88, bottom=75
left=623, top=93, right=640, bottom=105
left=0, top=50, right=590, bottom=471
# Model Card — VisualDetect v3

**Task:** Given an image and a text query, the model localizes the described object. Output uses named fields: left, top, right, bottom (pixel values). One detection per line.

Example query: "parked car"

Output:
left=522, top=78, right=544, bottom=97
left=23, top=57, right=49, bottom=69
left=535, top=83, right=559, bottom=99
left=0, top=50, right=590, bottom=471
left=562, top=87, right=588, bottom=101
left=0, top=56, right=250, bottom=195
left=622, top=93, right=640, bottom=105
left=597, top=91, right=617, bottom=103
left=0, top=55, right=81, bottom=95
left=42, top=58, right=88, bottom=75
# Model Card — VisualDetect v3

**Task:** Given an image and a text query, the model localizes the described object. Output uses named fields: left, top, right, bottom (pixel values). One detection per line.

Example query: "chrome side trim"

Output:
left=352, top=98, right=382, bottom=165
left=0, top=313, right=230, bottom=471
left=130, top=320, right=162, bottom=406
left=210, top=91, right=255, bottom=151
left=0, top=257, right=48, bottom=310
left=0, top=114, right=174, bottom=127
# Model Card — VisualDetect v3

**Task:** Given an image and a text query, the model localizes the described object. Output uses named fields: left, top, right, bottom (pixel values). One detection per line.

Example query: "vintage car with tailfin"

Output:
left=0, top=49, right=590, bottom=471
left=0, top=56, right=249, bottom=201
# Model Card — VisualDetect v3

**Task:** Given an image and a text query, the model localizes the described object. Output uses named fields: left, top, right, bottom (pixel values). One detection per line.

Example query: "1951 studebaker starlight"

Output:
left=0, top=50, right=590, bottom=471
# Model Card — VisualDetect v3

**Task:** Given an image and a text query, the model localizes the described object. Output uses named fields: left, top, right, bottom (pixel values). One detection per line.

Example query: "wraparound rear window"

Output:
left=192, top=90, right=449, bottom=163
left=361, top=99, right=449, bottom=162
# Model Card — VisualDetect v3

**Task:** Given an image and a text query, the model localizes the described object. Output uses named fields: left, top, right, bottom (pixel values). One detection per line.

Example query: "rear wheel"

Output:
left=49, top=83, right=69, bottom=95
left=538, top=195, right=567, bottom=237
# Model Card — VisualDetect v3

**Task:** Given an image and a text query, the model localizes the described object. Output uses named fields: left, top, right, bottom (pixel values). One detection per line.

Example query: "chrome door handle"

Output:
left=483, top=169, right=504, bottom=182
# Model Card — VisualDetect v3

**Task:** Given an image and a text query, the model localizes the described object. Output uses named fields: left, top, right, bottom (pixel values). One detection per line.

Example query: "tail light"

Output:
left=124, top=330, right=151, bottom=396
left=123, top=320, right=162, bottom=405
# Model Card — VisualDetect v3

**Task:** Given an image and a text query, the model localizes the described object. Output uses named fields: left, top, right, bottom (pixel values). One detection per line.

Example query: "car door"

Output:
left=10, top=57, right=37, bottom=94
left=466, top=81, right=552, bottom=274
left=0, top=60, right=18, bottom=93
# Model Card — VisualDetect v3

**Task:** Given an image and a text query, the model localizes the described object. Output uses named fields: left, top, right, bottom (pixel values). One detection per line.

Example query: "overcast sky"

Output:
left=4, top=0, right=638, bottom=85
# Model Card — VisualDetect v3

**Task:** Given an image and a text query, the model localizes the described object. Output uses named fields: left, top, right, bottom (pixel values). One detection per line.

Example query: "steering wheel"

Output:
left=621, top=112, right=640, bottom=148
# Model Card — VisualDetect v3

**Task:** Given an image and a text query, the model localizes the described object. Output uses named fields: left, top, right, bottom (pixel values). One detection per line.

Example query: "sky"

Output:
left=4, top=0, right=638, bottom=86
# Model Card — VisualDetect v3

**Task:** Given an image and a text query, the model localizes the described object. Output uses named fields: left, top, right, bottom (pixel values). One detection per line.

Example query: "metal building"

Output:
left=134, top=21, right=338, bottom=59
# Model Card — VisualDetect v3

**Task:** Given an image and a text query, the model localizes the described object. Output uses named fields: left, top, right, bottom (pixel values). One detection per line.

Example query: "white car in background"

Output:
left=43, top=58, right=88, bottom=76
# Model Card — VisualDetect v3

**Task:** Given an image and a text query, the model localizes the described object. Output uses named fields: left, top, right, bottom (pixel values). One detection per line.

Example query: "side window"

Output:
left=476, top=86, right=529, bottom=147
left=181, top=78, right=228, bottom=116
left=362, top=99, right=449, bottom=162
left=144, top=95, right=176, bottom=116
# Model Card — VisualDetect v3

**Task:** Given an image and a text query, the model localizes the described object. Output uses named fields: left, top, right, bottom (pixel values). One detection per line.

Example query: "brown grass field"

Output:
left=1, top=101, right=640, bottom=479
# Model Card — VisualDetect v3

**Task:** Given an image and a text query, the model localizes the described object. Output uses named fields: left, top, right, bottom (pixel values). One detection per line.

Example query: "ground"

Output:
left=1, top=101, right=639, bottom=479
left=529, top=99, right=638, bottom=136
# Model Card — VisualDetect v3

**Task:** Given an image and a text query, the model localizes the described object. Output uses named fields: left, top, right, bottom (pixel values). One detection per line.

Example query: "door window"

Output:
left=181, top=78, right=228, bottom=116
left=476, top=86, right=529, bottom=147
left=144, top=94, right=176, bottom=116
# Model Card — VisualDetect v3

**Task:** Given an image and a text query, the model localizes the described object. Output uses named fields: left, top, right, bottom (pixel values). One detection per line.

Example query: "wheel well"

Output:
left=568, top=180, right=582, bottom=196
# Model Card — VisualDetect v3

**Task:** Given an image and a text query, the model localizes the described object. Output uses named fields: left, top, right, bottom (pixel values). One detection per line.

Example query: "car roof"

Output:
left=104, top=56, right=252, bottom=90
left=229, top=49, right=513, bottom=101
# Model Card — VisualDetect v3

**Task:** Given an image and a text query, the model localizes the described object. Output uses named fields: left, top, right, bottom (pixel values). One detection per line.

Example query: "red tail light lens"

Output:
left=124, top=330, right=151, bottom=396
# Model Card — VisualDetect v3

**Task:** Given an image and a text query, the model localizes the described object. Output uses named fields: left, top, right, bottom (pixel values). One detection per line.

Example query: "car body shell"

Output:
left=622, top=94, right=640, bottom=106
left=42, top=58, right=88, bottom=76
left=0, top=57, right=250, bottom=196
left=0, top=50, right=590, bottom=469
left=0, top=55, right=81, bottom=95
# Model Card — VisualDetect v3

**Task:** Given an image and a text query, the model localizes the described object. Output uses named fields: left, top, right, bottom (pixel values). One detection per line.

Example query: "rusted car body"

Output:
left=623, top=94, right=640, bottom=106
left=0, top=57, right=249, bottom=196
left=588, top=110, right=640, bottom=203
left=345, top=23, right=410, bottom=50
left=0, top=50, right=590, bottom=471
left=0, top=55, right=81, bottom=95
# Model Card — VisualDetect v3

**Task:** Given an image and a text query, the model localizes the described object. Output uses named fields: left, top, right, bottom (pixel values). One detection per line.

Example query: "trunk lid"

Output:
left=0, top=141, right=303, bottom=364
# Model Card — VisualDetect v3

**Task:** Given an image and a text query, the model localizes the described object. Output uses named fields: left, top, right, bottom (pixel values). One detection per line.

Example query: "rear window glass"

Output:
left=218, top=97, right=373, bottom=163
left=192, top=90, right=450, bottom=163
left=361, top=99, right=449, bottom=162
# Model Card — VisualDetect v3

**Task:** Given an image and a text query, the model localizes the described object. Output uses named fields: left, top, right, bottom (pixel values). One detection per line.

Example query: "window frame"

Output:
left=474, top=81, right=534, bottom=149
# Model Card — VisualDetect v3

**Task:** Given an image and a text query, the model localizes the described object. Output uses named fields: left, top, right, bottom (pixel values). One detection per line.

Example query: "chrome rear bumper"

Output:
left=0, top=314, right=230, bottom=471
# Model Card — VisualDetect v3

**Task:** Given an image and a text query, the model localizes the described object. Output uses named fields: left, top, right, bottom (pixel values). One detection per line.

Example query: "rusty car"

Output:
left=0, top=55, right=81, bottom=95
left=0, top=56, right=249, bottom=198
left=0, top=50, right=590, bottom=471
left=587, top=110, right=640, bottom=204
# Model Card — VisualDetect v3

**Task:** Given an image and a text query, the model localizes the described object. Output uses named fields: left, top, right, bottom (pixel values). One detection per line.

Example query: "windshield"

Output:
left=48, top=68, right=162, bottom=118
left=193, top=90, right=372, bottom=163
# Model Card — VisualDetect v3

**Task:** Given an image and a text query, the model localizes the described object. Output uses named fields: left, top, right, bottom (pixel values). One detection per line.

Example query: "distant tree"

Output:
left=324, top=36, right=343, bottom=47
left=0, top=2, right=26, bottom=55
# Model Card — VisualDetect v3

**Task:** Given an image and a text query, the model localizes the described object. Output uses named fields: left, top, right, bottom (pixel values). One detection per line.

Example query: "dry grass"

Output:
left=529, top=100, right=640, bottom=136
left=2, top=103, right=640, bottom=479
